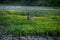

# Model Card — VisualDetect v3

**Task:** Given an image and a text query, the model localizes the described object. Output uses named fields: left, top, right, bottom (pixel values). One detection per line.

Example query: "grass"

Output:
left=0, top=9, right=60, bottom=16
left=0, top=10, right=60, bottom=36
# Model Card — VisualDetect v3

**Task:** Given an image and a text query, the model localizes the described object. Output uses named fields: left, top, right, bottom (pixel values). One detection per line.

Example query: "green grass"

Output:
left=0, top=10, right=60, bottom=16
left=0, top=10, right=60, bottom=36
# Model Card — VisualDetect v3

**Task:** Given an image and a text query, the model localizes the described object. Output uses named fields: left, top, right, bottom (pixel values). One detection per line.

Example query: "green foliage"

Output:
left=43, top=0, right=60, bottom=7
left=0, top=10, right=60, bottom=16
left=0, top=10, right=60, bottom=36
left=0, top=0, right=60, bottom=6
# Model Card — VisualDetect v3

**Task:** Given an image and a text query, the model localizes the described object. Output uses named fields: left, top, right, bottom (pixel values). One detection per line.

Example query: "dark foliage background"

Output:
left=0, top=0, right=60, bottom=7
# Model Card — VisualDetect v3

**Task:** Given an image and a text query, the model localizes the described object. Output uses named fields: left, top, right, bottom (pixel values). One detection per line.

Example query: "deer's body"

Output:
left=27, top=13, right=34, bottom=20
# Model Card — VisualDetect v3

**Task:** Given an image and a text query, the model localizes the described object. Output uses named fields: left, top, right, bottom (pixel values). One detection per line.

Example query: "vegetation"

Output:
left=43, top=0, right=60, bottom=7
left=0, top=0, right=60, bottom=6
left=0, top=10, right=60, bottom=36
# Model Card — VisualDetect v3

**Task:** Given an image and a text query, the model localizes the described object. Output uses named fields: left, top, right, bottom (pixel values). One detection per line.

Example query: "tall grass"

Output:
left=0, top=10, right=60, bottom=16
left=0, top=10, right=60, bottom=36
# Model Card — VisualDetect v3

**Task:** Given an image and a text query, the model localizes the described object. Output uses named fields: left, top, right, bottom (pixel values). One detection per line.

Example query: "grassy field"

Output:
left=0, top=10, right=60, bottom=36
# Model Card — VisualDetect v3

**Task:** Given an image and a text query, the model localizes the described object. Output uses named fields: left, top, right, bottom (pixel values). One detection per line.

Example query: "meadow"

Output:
left=0, top=10, right=60, bottom=36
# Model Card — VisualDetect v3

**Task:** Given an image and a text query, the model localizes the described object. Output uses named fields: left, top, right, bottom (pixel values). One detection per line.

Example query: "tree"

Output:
left=43, top=0, right=60, bottom=7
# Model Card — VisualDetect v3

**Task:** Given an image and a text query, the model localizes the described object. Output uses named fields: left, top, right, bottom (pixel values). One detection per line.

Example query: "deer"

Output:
left=27, top=12, right=34, bottom=20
